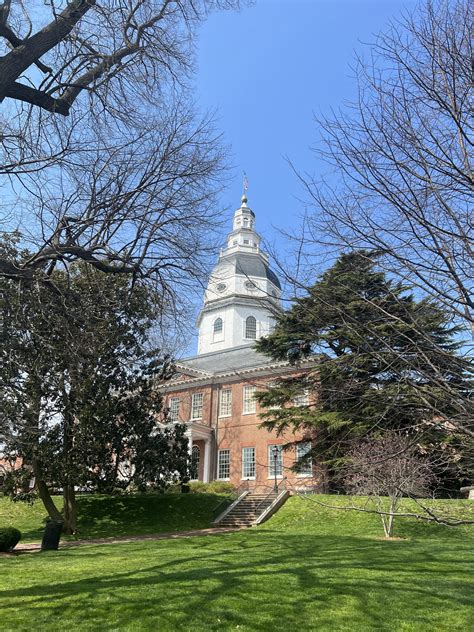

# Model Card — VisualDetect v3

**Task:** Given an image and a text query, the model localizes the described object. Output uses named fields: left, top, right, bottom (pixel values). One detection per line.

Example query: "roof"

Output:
left=232, top=253, right=281, bottom=289
left=177, top=344, right=273, bottom=376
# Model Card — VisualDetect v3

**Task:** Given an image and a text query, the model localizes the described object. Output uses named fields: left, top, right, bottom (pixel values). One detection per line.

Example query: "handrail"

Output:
left=213, top=489, right=250, bottom=525
left=211, top=481, right=249, bottom=518
left=254, top=478, right=287, bottom=515
left=254, top=488, right=290, bottom=525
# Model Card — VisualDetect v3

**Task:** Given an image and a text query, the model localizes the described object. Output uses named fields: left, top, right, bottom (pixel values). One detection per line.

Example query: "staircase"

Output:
left=214, top=490, right=288, bottom=528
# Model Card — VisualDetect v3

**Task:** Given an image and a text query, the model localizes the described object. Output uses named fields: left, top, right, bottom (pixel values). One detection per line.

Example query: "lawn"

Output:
left=0, top=492, right=231, bottom=542
left=1, top=495, right=473, bottom=631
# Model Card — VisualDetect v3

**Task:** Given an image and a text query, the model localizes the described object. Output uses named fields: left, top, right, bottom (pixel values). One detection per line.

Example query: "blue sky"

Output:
left=182, top=0, right=417, bottom=354
left=195, top=0, right=416, bottom=250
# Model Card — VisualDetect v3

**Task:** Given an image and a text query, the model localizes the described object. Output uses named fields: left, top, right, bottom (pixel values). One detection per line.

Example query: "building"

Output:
left=162, top=194, right=319, bottom=492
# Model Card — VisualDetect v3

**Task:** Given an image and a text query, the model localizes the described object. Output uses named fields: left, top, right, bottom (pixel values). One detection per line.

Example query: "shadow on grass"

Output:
left=1, top=531, right=472, bottom=630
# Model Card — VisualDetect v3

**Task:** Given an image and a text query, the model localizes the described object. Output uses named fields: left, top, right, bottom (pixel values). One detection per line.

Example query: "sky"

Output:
left=182, top=0, right=417, bottom=355
left=194, top=0, right=417, bottom=247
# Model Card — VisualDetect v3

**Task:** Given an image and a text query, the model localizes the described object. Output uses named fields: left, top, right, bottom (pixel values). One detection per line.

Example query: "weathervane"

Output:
left=242, top=172, right=249, bottom=203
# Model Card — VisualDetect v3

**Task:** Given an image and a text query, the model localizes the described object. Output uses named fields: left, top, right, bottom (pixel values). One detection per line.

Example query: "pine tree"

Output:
left=256, top=251, right=472, bottom=490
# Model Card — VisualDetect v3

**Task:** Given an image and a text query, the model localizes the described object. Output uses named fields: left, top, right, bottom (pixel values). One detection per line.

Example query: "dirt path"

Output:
left=7, top=526, right=244, bottom=554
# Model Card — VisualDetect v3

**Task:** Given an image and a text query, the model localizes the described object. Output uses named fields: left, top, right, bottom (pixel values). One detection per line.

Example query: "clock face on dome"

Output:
left=216, top=282, right=227, bottom=293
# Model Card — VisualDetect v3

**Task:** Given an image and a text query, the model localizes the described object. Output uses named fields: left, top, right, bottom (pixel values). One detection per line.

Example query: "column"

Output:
left=203, top=438, right=211, bottom=483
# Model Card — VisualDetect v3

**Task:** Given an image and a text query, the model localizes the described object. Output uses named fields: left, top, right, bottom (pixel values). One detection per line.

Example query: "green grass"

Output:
left=0, top=492, right=231, bottom=542
left=1, top=495, right=473, bottom=631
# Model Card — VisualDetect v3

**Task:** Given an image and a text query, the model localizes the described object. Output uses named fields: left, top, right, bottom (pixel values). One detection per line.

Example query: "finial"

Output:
left=242, top=171, right=249, bottom=202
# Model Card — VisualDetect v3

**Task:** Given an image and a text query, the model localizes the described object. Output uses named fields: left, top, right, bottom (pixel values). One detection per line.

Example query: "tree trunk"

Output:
left=31, top=458, right=63, bottom=523
left=63, top=484, right=77, bottom=535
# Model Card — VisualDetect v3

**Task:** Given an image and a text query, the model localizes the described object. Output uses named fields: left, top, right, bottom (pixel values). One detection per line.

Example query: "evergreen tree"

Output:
left=256, top=251, right=472, bottom=490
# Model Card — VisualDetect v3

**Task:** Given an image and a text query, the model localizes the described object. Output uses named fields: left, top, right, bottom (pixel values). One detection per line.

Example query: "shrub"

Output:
left=189, top=481, right=235, bottom=494
left=0, top=527, right=22, bottom=552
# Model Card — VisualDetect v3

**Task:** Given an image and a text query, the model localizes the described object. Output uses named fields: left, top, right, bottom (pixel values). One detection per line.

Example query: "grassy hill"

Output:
left=0, top=492, right=232, bottom=542
left=1, top=494, right=472, bottom=631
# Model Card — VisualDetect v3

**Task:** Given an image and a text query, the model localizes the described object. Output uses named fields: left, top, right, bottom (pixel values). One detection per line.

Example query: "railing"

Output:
left=212, top=482, right=250, bottom=524
left=254, top=477, right=288, bottom=516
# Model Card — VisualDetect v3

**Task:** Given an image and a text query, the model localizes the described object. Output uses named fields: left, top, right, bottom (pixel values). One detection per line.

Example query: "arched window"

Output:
left=245, top=315, right=257, bottom=339
left=191, top=445, right=200, bottom=479
left=214, top=318, right=223, bottom=334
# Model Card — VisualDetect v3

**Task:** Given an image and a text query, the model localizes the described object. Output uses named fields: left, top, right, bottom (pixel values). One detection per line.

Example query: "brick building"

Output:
left=161, top=195, right=319, bottom=492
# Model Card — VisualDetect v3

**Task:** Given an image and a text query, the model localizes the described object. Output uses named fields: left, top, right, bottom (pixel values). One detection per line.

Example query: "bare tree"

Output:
left=2, top=103, right=227, bottom=297
left=296, top=0, right=473, bottom=338
left=344, top=432, right=436, bottom=538
left=0, top=2, right=244, bottom=292
left=0, top=1, right=241, bottom=116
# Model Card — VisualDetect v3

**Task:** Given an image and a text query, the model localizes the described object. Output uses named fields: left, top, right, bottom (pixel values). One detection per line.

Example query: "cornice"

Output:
left=159, top=357, right=319, bottom=392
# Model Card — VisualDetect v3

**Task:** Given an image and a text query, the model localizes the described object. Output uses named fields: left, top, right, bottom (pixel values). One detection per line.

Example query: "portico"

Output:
left=186, top=421, right=214, bottom=483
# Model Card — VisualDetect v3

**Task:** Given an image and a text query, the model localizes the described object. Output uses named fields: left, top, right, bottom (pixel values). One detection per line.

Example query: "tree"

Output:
left=296, top=0, right=473, bottom=338
left=1, top=246, right=188, bottom=533
left=0, top=1, right=241, bottom=289
left=256, top=251, right=472, bottom=491
left=0, top=1, right=241, bottom=117
left=344, top=432, right=435, bottom=538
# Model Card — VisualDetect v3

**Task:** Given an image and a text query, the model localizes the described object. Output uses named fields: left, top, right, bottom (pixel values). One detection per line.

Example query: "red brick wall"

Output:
left=165, top=373, right=322, bottom=492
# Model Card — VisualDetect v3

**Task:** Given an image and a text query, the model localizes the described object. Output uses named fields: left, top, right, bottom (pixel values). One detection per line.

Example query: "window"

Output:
left=168, top=397, right=180, bottom=422
left=245, top=315, right=257, bottom=339
left=219, top=389, right=232, bottom=417
left=268, top=445, right=283, bottom=478
left=295, top=442, right=312, bottom=476
left=243, top=385, right=257, bottom=414
left=242, top=447, right=256, bottom=479
left=191, top=392, right=203, bottom=420
left=267, top=382, right=281, bottom=410
left=293, top=389, right=309, bottom=407
left=191, top=445, right=200, bottom=479
left=218, top=449, right=230, bottom=480
left=213, top=317, right=224, bottom=341
left=243, top=239, right=250, bottom=244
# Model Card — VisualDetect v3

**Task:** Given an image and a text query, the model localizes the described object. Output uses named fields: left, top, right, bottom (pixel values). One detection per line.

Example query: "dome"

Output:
left=234, top=253, right=281, bottom=290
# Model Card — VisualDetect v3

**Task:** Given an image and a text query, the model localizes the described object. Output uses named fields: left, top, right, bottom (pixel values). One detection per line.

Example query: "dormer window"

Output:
left=245, top=315, right=257, bottom=339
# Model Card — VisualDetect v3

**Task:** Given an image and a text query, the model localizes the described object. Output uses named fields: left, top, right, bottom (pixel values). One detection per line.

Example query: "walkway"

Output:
left=11, top=526, right=244, bottom=554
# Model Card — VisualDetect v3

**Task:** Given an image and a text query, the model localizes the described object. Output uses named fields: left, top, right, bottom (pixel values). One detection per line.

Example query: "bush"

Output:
left=189, top=481, right=235, bottom=494
left=0, top=527, right=22, bottom=552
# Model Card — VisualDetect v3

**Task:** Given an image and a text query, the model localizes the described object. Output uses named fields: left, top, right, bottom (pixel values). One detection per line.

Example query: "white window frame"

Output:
left=168, top=397, right=180, bottom=422
left=242, top=385, right=257, bottom=414
left=244, top=315, right=257, bottom=340
left=242, top=447, right=256, bottom=480
left=191, top=392, right=204, bottom=420
left=217, top=449, right=230, bottom=480
left=293, top=389, right=309, bottom=407
left=267, top=382, right=281, bottom=410
left=295, top=442, right=313, bottom=477
left=219, top=388, right=232, bottom=418
left=268, top=444, right=283, bottom=479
